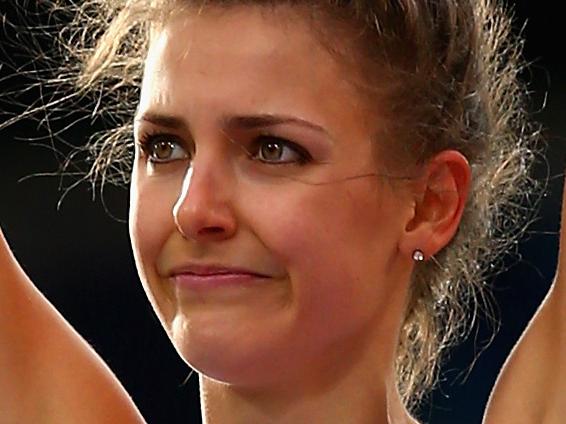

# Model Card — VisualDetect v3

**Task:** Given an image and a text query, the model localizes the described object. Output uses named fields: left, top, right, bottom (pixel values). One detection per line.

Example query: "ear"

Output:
left=399, top=150, right=471, bottom=260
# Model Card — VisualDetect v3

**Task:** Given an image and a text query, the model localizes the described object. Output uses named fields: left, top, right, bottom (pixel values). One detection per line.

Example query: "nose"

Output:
left=172, top=159, right=237, bottom=242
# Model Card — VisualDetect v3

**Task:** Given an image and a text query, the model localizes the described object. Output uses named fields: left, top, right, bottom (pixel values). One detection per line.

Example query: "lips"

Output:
left=169, top=264, right=270, bottom=278
left=168, top=264, right=271, bottom=290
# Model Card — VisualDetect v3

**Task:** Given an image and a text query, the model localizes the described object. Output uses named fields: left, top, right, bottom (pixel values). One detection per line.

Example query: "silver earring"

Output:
left=412, top=249, right=425, bottom=262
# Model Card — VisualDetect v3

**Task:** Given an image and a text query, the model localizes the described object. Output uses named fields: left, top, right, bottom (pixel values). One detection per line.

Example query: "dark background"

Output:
left=1, top=1, right=564, bottom=423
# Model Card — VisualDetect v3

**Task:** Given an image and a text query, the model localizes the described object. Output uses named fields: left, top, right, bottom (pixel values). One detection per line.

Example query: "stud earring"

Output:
left=412, top=249, right=425, bottom=262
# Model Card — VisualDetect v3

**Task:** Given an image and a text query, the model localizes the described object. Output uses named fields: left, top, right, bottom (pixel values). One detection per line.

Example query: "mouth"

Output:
left=168, top=264, right=271, bottom=290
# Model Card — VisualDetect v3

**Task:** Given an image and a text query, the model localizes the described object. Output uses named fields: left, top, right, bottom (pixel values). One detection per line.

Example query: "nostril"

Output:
left=198, top=226, right=226, bottom=235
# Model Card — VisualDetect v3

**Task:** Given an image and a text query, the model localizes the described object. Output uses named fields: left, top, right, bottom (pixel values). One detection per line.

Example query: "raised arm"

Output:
left=483, top=183, right=566, bottom=424
left=0, top=228, right=146, bottom=423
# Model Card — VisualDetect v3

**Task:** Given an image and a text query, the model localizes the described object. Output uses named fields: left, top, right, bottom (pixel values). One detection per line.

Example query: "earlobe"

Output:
left=399, top=150, right=471, bottom=260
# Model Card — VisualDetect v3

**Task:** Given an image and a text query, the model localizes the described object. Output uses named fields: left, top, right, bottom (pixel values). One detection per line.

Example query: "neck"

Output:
left=199, top=358, right=417, bottom=424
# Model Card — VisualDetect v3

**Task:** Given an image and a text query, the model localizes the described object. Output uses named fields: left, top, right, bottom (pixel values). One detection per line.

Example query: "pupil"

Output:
left=155, top=141, right=172, bottom=159
left=262, top=142, right=282, bottom=160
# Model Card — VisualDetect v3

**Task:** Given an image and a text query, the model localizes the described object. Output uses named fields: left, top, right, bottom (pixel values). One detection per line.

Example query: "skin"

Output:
left=483, top=184, right=566, bottom=424
left=0, top=230, right=145, bottom=424
left=129, top=6, right=469, bottom=424
left=0, top=5, right=484, bottom=424
left=3, top=3, right=563, bottom=422
left=0, top=4, right=561, bottom=422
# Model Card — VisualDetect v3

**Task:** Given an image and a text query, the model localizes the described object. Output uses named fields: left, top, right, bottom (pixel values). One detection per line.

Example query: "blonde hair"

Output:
left=5, top=0, right=539, bottom=413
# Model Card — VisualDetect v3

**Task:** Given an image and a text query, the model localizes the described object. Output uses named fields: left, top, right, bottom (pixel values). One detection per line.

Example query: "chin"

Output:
left=173, top=337, right=275, bottom=387
left=168, top=313, right=301, bottom=387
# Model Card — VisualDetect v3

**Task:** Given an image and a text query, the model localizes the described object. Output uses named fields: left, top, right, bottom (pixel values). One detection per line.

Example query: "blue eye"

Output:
left=251, top=136, right=311, bottom=165
left=138, top=133, right=189, bottom=163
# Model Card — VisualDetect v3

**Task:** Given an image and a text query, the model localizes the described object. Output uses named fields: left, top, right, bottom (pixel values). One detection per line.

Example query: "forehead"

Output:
left=138, top=6, right=371, bottom=130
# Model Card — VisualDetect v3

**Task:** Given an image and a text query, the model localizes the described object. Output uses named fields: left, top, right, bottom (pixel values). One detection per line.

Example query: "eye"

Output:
left=251, top=135, right=311, bottom=165
left=138, top=133, right=189, bottom=163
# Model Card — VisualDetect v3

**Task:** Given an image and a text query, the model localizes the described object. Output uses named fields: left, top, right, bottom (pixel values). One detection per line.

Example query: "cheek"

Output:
left=246, top=181, right=398, bottom=267
left=131, top=184, right=172, bottom=255
left=129, top=171, right=180, bottom=294
left=241, top=182, right=403, bottom=330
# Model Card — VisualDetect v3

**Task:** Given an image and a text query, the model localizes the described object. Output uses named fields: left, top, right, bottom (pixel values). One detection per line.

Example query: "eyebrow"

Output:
left=223, top=114, right=329, bottom=136
left=135, top=112, right=187, bottom=130
left=135, top=111, right=331, bottom=137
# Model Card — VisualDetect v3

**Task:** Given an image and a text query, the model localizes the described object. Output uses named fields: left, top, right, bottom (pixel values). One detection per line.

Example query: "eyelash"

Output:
left=136, top=131, right=312, bottom=166
left=137, top=132, right=189, bottom=164
left=248, top=135, right=312, bottom=166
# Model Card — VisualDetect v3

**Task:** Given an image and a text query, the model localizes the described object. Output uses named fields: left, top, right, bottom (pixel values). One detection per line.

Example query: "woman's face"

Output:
left=130, top=6, right=416, bottom=388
